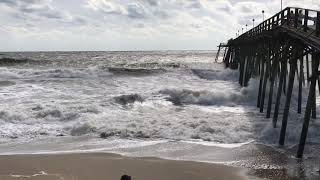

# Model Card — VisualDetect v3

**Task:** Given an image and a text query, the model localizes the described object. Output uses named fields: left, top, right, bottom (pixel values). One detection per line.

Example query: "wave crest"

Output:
left=192, top=69, right=239, bottom=81
left=159, top=88, right=256, bottom=106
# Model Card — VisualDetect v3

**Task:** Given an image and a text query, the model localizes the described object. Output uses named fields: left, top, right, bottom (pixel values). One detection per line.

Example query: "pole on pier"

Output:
left=279, top=56, right=298, bottom=145
left=297, top=53, right=320, bottom=158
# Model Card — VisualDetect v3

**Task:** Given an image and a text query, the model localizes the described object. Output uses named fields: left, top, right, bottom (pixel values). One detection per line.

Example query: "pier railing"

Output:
left=239, top=7, right=320, bottom=40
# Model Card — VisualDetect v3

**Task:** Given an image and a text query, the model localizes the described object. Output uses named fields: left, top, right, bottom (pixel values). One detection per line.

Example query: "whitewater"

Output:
left=1, top=51, right=320, bottom=176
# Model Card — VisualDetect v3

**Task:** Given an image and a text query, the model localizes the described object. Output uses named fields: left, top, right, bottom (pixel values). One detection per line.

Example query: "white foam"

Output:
left=0, top=52, right=319, bottom=157
left=181, top=140, right=255, bottom=148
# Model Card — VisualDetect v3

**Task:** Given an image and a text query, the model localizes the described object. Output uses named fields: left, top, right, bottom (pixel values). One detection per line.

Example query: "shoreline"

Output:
left=0, top=152, right=251, bottom=180
left=1, top=136, right=320, bottom=179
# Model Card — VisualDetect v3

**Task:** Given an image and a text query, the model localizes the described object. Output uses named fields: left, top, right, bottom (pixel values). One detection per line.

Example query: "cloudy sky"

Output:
left=0, top=0, right=319, bottom=51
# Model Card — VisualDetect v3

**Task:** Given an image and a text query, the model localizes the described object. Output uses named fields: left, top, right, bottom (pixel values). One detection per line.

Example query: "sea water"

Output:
left=0, top=51, right=320, bottom=178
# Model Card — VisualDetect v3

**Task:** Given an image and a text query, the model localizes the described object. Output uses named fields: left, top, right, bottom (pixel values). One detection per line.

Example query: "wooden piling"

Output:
left=306, top=53, right=310, bottom=83
left=223, top=47, right=228, bottom=62
left=244, top=55, right=251, bottom=86
left=266, top=58, right=279, bottom=118
left=239, top=62, right=244, bottom=85
left=298, top=58, right=304, bottom=114
left=312, top=54, right=317, bottom=119
left=239, top=50, right=245, bottom=86
left=279, top=57, right=298, bottom=146
left=260, top=56, right=270, bottom=113
left=318, top=77, right=320, bottom=95
left=257, top=55, right=265, bottom=108
left=297, top=53, right=319, bottom=158
left=273, top=61, right=286, bottom=127
left=283, top=65, right=287, bottom=94
left=224, top=48, right=232, bottom=68
left=215, top=44, right=222, bottom=62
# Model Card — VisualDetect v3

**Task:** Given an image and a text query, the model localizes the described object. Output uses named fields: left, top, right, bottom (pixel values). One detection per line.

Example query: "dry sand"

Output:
left=0, top=153, right=252, bottom=180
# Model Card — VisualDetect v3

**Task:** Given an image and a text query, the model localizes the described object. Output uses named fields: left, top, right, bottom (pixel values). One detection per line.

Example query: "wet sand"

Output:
left=0, top=153, right=251, bottom=180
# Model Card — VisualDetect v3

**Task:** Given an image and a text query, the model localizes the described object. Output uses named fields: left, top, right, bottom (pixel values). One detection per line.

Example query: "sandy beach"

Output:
left=0, top=153, right=250, bottom=180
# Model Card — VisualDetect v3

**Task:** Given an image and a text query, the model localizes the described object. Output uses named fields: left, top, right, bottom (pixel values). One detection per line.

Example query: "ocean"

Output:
left=0, top=51, right=320, bottom=179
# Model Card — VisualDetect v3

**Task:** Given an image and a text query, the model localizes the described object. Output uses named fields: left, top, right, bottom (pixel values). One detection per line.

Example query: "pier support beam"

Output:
left=297, top=53, right=319, bottom=158
left=266, top=58, right=279, bottom=118
left=260, top=56, right=270, bottom=113
left=273, top=61, right=286, bottom=127
left=312, top=54, right=317, bottom=119
left=257, top=54, right=265, bottom=108
left=239, top=48, right=246, bottom=86
left=279, top=57, right=298, bottom=145
left=298, top=57, right=304, bottom=114
left=306, top=53, right=310, bottom=83
left=215, top=43, right=222, bottom=62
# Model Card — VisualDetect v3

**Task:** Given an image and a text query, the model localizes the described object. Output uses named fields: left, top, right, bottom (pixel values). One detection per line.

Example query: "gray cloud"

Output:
left=87, top=0, right=206, bottom=21
left=0, top=0, right=90, bottom=29
left=0, top=0, right=72, bottom=21
left=0, top=0, right=18, bottom=7
left=143, top=0, right=159, bottom=6
left=127, top=3, right=146, bottom=19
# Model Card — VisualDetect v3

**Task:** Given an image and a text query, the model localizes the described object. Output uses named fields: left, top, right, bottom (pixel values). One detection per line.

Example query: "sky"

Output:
left=0, top=0, right=320, bottom=51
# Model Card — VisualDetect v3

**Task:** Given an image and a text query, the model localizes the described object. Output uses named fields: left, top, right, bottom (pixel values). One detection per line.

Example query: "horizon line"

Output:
left=0, top=49, right=217, bottom=53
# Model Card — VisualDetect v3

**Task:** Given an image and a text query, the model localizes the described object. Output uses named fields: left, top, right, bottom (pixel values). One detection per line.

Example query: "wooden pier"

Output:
left=222, top=7, right=320, bottom=158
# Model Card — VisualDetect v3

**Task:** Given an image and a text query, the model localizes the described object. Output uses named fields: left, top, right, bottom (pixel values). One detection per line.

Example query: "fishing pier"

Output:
left=219, top=7, right=320, bottom=158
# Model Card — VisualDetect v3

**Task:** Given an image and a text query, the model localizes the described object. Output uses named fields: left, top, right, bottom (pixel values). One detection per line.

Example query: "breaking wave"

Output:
left=159, top=80, right=258, bottom=106
left=192, top=68, right=239, bottom=81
